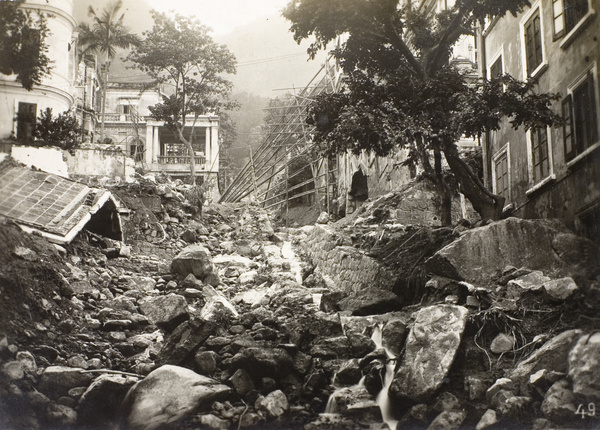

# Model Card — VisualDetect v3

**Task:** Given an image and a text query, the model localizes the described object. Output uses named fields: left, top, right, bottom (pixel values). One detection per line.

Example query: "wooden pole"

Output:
left=285, top=159, right=289, bottom=229
left=250, top=147, right=258, bottom=198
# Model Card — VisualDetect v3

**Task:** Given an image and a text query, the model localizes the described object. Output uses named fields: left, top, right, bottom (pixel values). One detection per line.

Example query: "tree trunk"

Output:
left=442, top=142, right=504, bottom=221
left=100, top=62, right=109, bottom=143
left=177, top=126, right=196, bottom=185
left=434, top=149, right=453, bottom=226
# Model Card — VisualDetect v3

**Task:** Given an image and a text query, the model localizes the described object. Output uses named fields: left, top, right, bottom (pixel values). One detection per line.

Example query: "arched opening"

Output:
left=348, top=168, right=368, bottom=213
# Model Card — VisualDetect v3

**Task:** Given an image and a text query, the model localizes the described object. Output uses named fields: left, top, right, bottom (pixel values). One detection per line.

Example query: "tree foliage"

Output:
left=283, top=0, right=561, bottom=220
left=34, top=108, right=80, bottom=152
left=0, top=0, right=51, bottom=90
left=77, top=0, right=140, bottom=141
left=128, top=12, right=237, bottom=184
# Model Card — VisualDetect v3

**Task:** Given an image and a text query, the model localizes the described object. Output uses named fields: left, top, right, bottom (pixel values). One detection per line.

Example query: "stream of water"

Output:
left=323, top=322, right=399, bottom=429
left=372, top=323, right=399, bottom=430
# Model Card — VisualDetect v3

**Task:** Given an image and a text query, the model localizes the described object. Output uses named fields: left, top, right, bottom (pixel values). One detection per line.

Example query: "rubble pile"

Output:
left=0, top=176, right=599, bottom=430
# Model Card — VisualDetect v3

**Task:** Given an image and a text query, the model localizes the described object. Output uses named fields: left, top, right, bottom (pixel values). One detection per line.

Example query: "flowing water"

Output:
left=372, top=323, right=399, bottom=430
left=323, top=322, right=399, bottom=429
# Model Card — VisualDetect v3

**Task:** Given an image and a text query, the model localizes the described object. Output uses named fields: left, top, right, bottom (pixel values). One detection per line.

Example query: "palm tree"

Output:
left=77, top=0, right=140, bottom=143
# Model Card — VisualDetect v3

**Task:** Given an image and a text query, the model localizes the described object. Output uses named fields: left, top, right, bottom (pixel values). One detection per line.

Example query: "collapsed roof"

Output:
left=0, top=164, right=122, bottom=244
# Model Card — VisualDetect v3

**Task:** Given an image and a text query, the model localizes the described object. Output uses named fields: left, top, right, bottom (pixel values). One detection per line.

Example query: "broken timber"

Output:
left=219, top=55, right=343, bottom=213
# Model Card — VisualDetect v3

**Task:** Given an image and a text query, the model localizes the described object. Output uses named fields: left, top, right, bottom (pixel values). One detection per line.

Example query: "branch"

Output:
left=424, top=9, right=470, bottom=75
left=443, top=139, right=499, bottom=201
left=378, top=22, right=424, bottom=78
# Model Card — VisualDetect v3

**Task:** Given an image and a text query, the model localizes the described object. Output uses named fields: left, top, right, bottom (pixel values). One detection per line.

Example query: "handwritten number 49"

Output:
left=576, top=403, right=596, bottom=419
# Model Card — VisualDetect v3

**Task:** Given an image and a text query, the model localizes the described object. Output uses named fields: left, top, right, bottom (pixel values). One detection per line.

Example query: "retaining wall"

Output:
left=302, top=224, right=396, bottom=294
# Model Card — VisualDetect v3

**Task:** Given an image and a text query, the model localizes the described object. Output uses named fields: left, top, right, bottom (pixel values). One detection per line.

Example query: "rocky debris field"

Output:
left=0, top=175, right=600, bottom=430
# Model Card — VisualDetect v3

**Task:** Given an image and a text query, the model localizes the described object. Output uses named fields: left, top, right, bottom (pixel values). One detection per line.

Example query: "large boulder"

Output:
left=171, top=245, right=216, bottom=281
left=338, top=287, right=403, bottom=316
left=122, top=365, right=232, bottom=430
left=138, top=294, right=189, bottom=331
left=425, top=218, right=599, bottom=286
left=78, top=374, right=138, bottom=426
left=389, top=304, right=468, bottom=403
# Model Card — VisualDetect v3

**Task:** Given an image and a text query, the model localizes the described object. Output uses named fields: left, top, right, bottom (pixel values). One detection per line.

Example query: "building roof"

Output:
left=0, top=164, right=119, bottom=244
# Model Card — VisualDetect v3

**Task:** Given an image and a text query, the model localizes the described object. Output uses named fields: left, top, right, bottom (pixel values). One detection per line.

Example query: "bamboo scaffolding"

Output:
left=219, top=54, right=342, bottom=210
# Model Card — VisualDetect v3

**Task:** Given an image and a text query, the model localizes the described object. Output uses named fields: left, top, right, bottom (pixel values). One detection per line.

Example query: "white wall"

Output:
left=11, top=146, right=69, bottom=177
left=66, top=147, right=136, bottom=182
left=0, top=0, right=76, bottom=139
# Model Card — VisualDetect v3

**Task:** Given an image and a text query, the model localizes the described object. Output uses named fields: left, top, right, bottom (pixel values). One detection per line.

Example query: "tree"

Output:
left=128, top=12, right=237, bottom=185
left=283, top=0, right=561, bottom=221
left=77, top=0, right=140, bottom=143
left=34, top=108, right=80, bottom=152
left=0, top=0, right=51, bottom=90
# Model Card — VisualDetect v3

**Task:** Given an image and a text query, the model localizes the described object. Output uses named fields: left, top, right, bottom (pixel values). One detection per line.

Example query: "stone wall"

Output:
left=302, top=224, right=396, bottom=294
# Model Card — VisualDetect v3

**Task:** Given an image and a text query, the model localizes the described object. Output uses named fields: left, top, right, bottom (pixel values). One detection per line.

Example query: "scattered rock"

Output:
left=139, top=294, right=189, bottom=331
left=490, top=333, right=515, bottom=354
left=568, top=332, right=600, bottom=401
left=475, top=409, right=498, bottom=430
left=506, top=271, right=550, bottom=300
left=122, top=365, right=232, bottom=430
left=255, top=390, right=289, bottom=418
left=37, top=366, right=93, bottom=399
left=157, top=317, right=216, bottom=366
left=338, top=287, right=403, bottom=316
left=427, top=410, right=467, bottom=430
left=541, top=379, right=577, bottom=422
left=229, top=368, right=255, bottom=397
left=544, top=277, right=578, bottom=300
left=171, top=245, right=216, bottom=280
left=509, top=329, right=582, bottom=392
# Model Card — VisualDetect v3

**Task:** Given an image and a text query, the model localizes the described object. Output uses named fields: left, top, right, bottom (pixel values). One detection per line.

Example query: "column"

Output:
left=152, top=126, right=160, bottom=164
left=204, top=125, right=211, bottom=171
left=145, top=124, right=153, bottom=165
left=211, top=122, right=219, bottom=172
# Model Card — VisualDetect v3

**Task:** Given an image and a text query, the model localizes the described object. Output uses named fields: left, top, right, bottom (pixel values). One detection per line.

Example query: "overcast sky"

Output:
left=145, top=0, right=291, bottom=35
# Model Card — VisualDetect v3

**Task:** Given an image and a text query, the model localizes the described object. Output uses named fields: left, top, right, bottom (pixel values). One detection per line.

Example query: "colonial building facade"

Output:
left=0, top=0, right=78, bottom=142
left=0, top=0, right=221, bottom=195
left=479, top=0, right=600, bottom=240
left=101, top=81, right=220, bottom=190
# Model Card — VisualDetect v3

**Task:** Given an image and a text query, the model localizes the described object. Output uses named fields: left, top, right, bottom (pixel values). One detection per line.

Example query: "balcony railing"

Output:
left=157, top=155, right=206, bottom=165
left=101, top=113, right=152, bottom=122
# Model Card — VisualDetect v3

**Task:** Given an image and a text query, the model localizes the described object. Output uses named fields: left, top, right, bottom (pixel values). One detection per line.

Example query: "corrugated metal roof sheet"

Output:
left=0, top=165, right=118, bottom=244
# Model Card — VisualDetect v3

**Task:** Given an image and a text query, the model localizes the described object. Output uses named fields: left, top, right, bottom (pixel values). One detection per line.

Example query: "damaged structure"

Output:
left=0, top=161, right=122, bottom=244
left=0, top=0, right=222, bottom=198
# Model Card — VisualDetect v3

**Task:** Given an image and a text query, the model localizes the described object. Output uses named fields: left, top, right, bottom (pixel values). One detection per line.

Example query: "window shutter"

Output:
left=588, top=72, right=598, bottom=145
left=552, top=0, right=565, bottom=38
left=562, top=95, right=574, bottom=160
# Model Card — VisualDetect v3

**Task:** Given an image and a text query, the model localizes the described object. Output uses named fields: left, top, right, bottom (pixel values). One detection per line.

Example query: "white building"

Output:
left=0, top=0, right=77, bottom=141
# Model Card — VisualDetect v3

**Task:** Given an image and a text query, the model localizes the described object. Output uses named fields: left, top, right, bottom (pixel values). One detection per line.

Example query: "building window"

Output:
left=552, top=0, right=590, bottom=38
left=493, top=145, right=510, bottom=200
left=563, top=70, right=599, bottom=161
left=524, top=8, right=544, bottom=77
left=17, top=102, right=37, bottom=143
left=530, top=127, right=551, bottom=183
left=489, top=55, right=503, bottom=80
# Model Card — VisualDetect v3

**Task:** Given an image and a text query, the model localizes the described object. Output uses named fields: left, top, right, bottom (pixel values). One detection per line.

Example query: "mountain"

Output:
left=216, top=13, right=328, bottom=98
left=73, top=1, right=328, bottom=97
